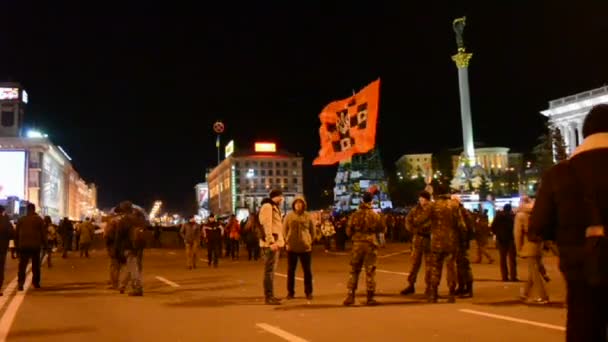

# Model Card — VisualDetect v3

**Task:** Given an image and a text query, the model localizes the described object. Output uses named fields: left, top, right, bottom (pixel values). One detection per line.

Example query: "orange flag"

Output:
left=313, top=79, right=380, bottom=165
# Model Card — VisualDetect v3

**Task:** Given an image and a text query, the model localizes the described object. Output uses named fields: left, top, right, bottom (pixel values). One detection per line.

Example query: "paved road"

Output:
left=0, top=243, right=567, bottom=341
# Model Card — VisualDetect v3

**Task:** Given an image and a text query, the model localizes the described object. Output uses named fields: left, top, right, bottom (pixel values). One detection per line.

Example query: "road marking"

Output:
left=326, top=251, right=349, bottom=256
left=256, top=323, right=309, bottom=342
left=199, top=258, right=209, bottom=263
left=274, top=273, right=304, bottom=281
left=168, top=251, right=177, bottom=255
left=378, top=250, right=409, bottom=259
left=459, top=309, right=565, bottom=331
left=377, top=269, right=409, bottom=276
left=0, top=255, right=45, bottom=342
left=155, top=276, right=181, bottom=288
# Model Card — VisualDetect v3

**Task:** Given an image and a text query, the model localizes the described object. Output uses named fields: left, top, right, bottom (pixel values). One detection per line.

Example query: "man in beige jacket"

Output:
left=259, top=189, right=285, bottom=305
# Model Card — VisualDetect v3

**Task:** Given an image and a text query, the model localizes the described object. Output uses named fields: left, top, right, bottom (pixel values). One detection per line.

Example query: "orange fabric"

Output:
left=313, top=79, right=380, bottom=165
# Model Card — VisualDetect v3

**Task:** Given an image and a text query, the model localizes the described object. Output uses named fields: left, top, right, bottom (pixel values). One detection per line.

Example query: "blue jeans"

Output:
left=263, top=248, right=279, bottom=298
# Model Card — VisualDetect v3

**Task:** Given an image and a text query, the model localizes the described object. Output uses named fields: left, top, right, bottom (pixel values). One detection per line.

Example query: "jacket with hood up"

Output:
left=283, top=197, right=315, bottom=253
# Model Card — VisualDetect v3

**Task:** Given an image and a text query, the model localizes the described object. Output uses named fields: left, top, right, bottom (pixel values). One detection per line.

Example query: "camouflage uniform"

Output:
left=473, top=212, right=494, bottom=263
left=344, top=202, right=385, bottom=305
left=427, top=195, right=466, bottom=302
left=455, top=205, right=474, bottom=296
left=404, top=203, right=432, bottom=288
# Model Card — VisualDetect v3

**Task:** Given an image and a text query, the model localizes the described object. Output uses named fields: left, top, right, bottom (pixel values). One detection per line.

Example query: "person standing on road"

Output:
left=58, top=217, right=74, bottom=258
left=79, top=217, right=95, bottom=258
left=343, top=191, right=385, bottom=306
left=203, top=214, right=222, bottom=268
left=426, top=185, right=466, bottom=303
left=491, top=204, right=518, bottom=282
left=400, top=191, right=432, bottom=296
left=42, top=216, right=56, bottom=268
left=180, top=217, right=201, bottom=269
left=0, top=206, right=14, bottom=296
left=473, top=209, right=494, bottom=264
left=227, top=215, right=241, bottom=260
left=283, top=196, right=315, bottom=300
left=259, top=189, right=285, bottom=305
left=453, top=197, right=475, bottom=298
left=529, top=104, right=608, bottom=341
left=15, top=203, right=46, bottom=291
left=514, top=196, right=548, bottom=304
left=104, top=211, right=122, bottom=290
left=114, top=201, right=147, bottom=296
left=244, top=215, right=260, bottom=261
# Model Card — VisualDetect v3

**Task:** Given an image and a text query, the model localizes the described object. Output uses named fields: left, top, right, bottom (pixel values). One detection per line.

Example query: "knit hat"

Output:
left=362, top=192, right=374, bottom=203
left=582, top=104, right=608, bottom=138
left=419, top=190, right=431, bottom=201
left=269, top=189, right=283, bottom=199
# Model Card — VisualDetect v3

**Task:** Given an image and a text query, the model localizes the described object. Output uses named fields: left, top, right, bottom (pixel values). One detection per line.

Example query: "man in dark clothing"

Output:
left=0, top=206, right=13, bottom=295
left=491, top=204, right=517, bottom=282
left=203, top=214, right=222, bottom=267
left=15, top=203, right=46, bottom=291
left=114, top=201, right=146, bottom=296
left=58, top=217, right=74, bottom=258
left=529, top=104, right=608, bottom=342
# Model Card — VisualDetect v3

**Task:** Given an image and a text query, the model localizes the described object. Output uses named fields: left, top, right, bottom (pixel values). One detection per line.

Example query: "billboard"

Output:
left=225, top=140, right=234, bottom=158
left=41, top=153, right=65, bottom=217
left=0, top=151, right=26, bottom=200
left=0, top=88, right=19, bottom=101
left=254, top=142, right=276, bottom=152
left=195, top=183, right=209, bottom=209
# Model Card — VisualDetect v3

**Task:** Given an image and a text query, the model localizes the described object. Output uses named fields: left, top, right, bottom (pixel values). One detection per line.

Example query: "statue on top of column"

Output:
left=453, top=16, right=467, bottom=52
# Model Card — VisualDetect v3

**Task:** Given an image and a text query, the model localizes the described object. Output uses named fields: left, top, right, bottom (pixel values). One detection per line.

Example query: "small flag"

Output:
left=313, top=79, right=380, bottom=165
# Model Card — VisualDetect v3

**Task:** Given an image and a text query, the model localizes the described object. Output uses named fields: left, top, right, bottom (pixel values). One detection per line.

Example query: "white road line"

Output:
left=377, top=269, right=409, bottom=276
left=168, top=251, right=177, bottom=255
left=155, top=276, right=181, bottom=288
left=199, top=258, right=209, bottom=263
left=459, top=309, right=565, bottom=332
left=0, top=255, right=44, bottom=342
left=378, top=250, right=409, bottom=259
left=274, top=273, right=304, bottom=281
left=326, top=251, right=349, bottom=256
left=256, top=323, right=309, bottom=342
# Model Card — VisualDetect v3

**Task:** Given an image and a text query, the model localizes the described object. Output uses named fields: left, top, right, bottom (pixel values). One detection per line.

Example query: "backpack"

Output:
left=130, top=225, right=147, bottom=249
left=251, top=211, right=265, bottom=241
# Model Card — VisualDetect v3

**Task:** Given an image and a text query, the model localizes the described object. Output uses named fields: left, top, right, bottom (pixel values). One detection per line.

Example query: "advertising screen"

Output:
left=0, top=88, right=19, bottom=100
left=0, top=151, right=26, bottom=200
left=41, top=153, right=65, bottom=216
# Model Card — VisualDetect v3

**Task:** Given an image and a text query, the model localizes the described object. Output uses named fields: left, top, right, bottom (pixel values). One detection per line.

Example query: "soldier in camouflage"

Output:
left=426, top=185, right=466, bottom=303
left=453, top=196, right=474, bottom=298
left=343, top=192, right=385, bottom=306
left=400, top=191, right=432, bottom=296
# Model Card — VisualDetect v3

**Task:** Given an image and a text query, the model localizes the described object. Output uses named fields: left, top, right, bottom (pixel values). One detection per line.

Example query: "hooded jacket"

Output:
left=259, top=198, right=285, bottom=248
left=514, top=201, right=541, bottom=257
left=283, top=197, right=315, bottom=253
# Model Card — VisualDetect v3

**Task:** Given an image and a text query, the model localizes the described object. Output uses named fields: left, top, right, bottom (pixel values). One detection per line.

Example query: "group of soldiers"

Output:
left=343, top=184, right=484, bottom=305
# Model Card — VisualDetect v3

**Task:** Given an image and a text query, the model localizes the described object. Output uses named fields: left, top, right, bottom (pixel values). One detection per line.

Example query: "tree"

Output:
left=387, top=172, right=427, bottom=207
left=478, top=175, right=490, bottom=199
left=533, top=122, right=568, bottom=176
left=552, top=126, right=568, bottom=162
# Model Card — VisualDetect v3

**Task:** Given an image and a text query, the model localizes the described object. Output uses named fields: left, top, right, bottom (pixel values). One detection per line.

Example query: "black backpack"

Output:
left=251, top=211, right=266, bottom=241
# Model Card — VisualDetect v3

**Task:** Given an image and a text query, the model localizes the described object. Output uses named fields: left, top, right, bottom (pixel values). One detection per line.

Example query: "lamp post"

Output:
left=213, top=121, right=225, bottom=214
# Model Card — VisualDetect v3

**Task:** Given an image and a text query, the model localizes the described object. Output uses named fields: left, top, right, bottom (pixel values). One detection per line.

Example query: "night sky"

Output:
left=2, top=2, right=607, bottom=213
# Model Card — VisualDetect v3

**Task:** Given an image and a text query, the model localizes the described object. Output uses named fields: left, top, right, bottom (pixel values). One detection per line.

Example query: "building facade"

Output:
left=451, top=147, right=516, bottom=174
left=206, top=142, right=303, bottom=215
left=541, top=85, right=608, bottom=154
left=395, top=153, right=433, bottom=180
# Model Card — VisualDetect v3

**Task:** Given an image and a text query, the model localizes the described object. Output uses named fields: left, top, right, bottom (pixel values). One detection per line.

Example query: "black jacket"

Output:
left=0, top=214, right=13, bottom=250
left=491, top=210, right=515, bottom=244
left=529, top=133, right=608, bottom=280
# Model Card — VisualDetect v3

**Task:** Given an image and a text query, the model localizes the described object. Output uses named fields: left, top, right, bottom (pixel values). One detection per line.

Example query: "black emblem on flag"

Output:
left=330, top=100, right=368, bottom=153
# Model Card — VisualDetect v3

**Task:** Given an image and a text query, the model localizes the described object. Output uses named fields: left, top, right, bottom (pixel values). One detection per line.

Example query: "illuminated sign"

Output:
left=225, top=140, right=234, bottom=158
left=0, top=88, right=19, bottom=100
left=254, top=142, right=276, bottom=153
left=0, top=151, right=26, bottom=200
left=22, top=90, right=28, bottom=103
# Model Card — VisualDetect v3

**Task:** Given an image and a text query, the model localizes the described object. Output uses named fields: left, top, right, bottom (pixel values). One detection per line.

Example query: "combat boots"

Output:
left=343, top=291, right=356, bottom=306
left=366, top=291, right=378, bottom=306
left=447, top=287, right=456, bottom=303
left=400, top=284, right=415, bottom=296
left=427, top=287, right=438, bottom=303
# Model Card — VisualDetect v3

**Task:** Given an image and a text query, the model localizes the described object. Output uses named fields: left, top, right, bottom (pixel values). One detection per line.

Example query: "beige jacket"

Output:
left=259, top=199, right=285, bottom=248
left=514, top=202, right=541, bottom=257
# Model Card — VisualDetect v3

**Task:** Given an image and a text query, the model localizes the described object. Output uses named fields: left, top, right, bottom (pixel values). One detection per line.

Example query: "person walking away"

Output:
left=114, top=201, right=147, bottom=296
left=42, top=216, right=56, bottom=267
left=492, top=204, right=518, bottom=282
left=244, top=215, right=260, bottom=261
left=203, top=214, right=222, bottom=267
left=0, top=206, right=13, bottom=295
left=514, top=197, right=548, bottom=304
left=74, top=221, right=81, bottom=251
left=104, top=211, right=122, bottom=290
left=529, top=104, right=608, bottom=341
left=473, top=209, right=494, bottom=264
left=259, top=189, right=285, bottom=305
left=79, top=218, right=95, bottom=258
left=426, top=185, right=466, bottom=303
left=58, top=217, right=73, bottom=258
left=401, top=191, right=432, bottom=296
left=15, top=203, right=46, bottom=291
left=223, top=218, right=232, bottom=258
left=180, top=217, right=201, bottom=269
left=320, top=216, right=335, bottom=252
left=343, top=191, right=385, bottom=306
left=227, top=215, right=241, bottom=260
left=453, top=198, right=475, bottom=298
left=283, top=196, right=315, bottom=300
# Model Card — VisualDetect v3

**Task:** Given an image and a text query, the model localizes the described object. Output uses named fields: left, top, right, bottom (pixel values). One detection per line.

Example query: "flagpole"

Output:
left=213, top=121, right=225, bottom=215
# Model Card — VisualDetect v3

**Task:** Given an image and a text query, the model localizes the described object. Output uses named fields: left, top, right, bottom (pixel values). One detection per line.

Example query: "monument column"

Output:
left=451, top=17, right=475, bottom=165
left=577, top=119, right=584, bottom=145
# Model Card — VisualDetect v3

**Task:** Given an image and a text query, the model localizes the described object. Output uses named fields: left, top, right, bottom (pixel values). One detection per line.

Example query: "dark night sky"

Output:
left=1, top=2, right=607, bottom=212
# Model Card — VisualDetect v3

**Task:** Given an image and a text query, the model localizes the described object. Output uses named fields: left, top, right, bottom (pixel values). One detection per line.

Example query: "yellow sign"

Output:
left=255, top=142, right=276, bottom=153
left=225, top=140, right=234, bottom=157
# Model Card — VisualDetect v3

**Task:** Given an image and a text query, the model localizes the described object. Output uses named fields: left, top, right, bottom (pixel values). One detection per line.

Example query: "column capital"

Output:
left=452, top=51, right=473, bottom=68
